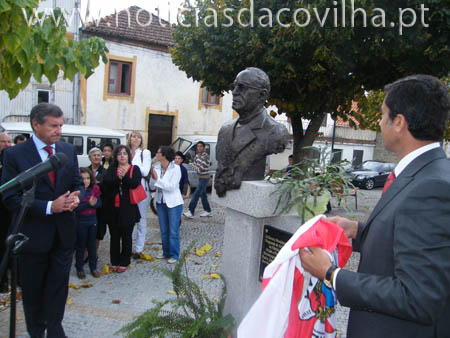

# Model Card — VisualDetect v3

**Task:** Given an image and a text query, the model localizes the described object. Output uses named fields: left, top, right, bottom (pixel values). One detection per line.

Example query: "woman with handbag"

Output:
left=127, top=131, right=152, bottom=259
left=150, top=146, right=184, bottom=264
left=102, top=145, right=142, bottom=273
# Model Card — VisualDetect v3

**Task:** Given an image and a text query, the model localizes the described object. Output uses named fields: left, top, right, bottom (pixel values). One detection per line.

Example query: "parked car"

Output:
left=350, top=160, right=396, bottom=190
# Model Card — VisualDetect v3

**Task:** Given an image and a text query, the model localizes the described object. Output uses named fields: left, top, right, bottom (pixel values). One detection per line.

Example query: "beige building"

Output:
left=81, top=6, right=233, bottom=155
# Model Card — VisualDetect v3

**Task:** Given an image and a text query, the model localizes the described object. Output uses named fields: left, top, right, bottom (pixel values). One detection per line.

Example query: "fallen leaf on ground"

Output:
left=66, top=298, right=73, bottom=305
left=211, top=264, right=217, bottom=268
left=153, top=259, right=160, bottom=263
left=195, top=243, right=213, bottom=257
left=215, top=252, right=222, bottom=257
left=210, top=273, right=220, bottom=279
left=112, top=300, right=121, bottom=304
left=167, top=290, right=175, bottom=294
left=136, top=260, right=144, bottom=264
left=200, top=275, right=209, bottom=279
left=193, top=226, right=199, bottom=230
left=81, top=283, right=93, bottom=288
left=102, top=264, right=110, bottom=274
left=106, top=282, right=112, bottom=286
left=140, top=252, right=154, bottom=261
left=194, top=261, right=203, bottom=265
left=185, top=257, right=192, bottom=261
left=68, top=283, right=80, bottom=290
left=213, top=298, right=220, bottom=303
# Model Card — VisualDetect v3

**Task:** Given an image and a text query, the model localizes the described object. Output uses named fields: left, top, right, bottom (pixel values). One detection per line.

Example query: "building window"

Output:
left=331, top=148, right=343, bottom=163
left=38, top=89, right=50, bottom=103
left=108, top=60, right=132, bottom=95
left=201, top=88, right=220, bottom=105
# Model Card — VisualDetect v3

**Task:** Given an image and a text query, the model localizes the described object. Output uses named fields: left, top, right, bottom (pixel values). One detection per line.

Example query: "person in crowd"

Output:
left=101, top=143, right=113, bottom=170
left=75, top=168, right=101, bottom=279
left=174, top=151, right=189, bottom=199
left=0, top=133, right=12, bottom=151
left=1, top=103, right=82, bottom=338
left=286, top=154, right=294, bottom=173
left=87, top=147, right=106, bottom=260
left=150, top=146, right=184, bottom=264
left=183, top=141, right=212, bottom=218
left=102, top=145, right=141, bottom=273
left=300, top=75, right=450, bottom=338
left=13, top=134, right=27, bottom=145
left=88, top=147, right=104, bottom=182
left=127, top=131, right=151, bottom=259
left=0, top=133, right=12, bottom=293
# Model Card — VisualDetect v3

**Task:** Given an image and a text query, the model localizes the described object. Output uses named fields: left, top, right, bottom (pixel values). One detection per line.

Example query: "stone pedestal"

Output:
left=212, top=180, right=300, bottom=327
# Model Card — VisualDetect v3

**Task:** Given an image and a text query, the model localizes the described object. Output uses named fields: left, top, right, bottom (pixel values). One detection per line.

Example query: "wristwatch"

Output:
left=323, top=264, right=338, bottom=289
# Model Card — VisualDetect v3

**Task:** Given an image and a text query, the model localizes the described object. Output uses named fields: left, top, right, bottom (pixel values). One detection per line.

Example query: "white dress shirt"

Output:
left=32, top=135, right=55, bottom=215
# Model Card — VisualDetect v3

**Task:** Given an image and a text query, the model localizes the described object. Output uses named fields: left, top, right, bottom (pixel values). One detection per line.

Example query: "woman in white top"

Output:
left=127, top=131, right=151, bottom=258
left=150, top=146, right=183, bottom=264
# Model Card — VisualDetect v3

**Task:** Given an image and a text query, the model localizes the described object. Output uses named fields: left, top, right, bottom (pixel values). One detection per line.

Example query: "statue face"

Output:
left=232, top=70, right=267, bottom=118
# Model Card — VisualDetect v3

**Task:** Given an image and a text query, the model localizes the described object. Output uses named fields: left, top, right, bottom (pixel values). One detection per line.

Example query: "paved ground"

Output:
left=0, top=188, right=382, bottom=338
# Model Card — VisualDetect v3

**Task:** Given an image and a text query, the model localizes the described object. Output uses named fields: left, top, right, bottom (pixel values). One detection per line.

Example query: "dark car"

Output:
left=350, top=161, right=396, bottom=190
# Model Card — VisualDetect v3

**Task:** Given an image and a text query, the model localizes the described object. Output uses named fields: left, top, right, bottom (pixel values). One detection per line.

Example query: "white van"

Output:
left=0, top=122, right=126, bottom=167
left=171, top=135, right=217, bottom=188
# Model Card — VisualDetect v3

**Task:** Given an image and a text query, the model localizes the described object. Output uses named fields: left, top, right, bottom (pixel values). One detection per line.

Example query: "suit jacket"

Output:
left=336, top=147, right=450, bottom=338
left=1, top=138, right=83, bottom=253
left=215, top=111, right=289, bottom=195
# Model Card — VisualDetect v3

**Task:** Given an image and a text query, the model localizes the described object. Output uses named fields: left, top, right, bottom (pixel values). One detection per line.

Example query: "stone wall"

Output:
left=373, top=133, right=397, bottom=163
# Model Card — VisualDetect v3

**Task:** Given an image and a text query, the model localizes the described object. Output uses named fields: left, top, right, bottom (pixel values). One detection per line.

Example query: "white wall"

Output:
left=85, top=40, right=233, bottom=139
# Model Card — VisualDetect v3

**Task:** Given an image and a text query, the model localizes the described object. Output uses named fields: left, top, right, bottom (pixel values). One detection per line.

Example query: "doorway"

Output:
left=147, top=114, right=174, bottom=156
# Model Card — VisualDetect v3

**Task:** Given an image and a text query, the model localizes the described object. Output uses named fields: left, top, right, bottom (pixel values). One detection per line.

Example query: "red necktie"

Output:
left=44, top=146, right=56, bottom=187
left=382, top=171, right=395, bottom=194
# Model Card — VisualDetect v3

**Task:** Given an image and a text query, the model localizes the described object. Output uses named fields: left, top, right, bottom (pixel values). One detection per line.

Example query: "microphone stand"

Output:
left=0, top=179, right=36, bottom=338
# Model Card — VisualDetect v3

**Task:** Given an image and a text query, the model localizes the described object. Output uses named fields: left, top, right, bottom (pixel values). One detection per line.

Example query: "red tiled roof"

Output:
left=83, top=6, right=174, bottom=48
left=336, top=101, right=360, bottom=126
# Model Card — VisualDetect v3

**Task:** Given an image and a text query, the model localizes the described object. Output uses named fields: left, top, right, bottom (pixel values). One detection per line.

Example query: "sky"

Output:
left=80, top=0, right=184, bottom=23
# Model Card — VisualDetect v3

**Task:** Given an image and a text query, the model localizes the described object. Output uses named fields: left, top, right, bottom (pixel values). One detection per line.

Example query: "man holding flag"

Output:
left=300, top=75, right=450, bottom=337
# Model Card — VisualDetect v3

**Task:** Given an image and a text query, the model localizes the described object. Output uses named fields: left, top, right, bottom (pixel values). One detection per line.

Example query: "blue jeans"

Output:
left=156, top=203, right=183, bottom=260
left=189, top=178, right=211, bottom=214
left=75, top=218, right=98, bottom=272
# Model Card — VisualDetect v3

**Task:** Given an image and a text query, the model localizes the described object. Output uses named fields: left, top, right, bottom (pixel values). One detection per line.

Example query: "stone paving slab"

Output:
left=0, top=188, right=382, bottom=338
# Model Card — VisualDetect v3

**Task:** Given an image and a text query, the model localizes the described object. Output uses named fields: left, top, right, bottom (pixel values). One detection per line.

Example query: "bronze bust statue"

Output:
left=214, top=67, right=290, bottom=197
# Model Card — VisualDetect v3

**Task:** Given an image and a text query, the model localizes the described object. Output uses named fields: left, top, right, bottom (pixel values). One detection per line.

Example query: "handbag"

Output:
left=129, top=165, right=147, bottom=204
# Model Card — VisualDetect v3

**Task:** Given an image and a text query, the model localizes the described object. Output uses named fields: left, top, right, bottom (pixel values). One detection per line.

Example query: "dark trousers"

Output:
left=189, top=178, right=211, bottom=214
left=75, top=219, right=97, bottom=272
left=19, top=245, right=72, bottom=338
left=109, top=224, right=134, bottom=267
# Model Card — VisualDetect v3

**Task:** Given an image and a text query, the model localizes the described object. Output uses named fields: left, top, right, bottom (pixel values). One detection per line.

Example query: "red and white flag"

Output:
left=238, top=215, right=352, bottom=338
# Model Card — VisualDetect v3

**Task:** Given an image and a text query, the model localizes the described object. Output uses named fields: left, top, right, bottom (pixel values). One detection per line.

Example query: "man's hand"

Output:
left=299, top=246, right=332, bottom=280
left=326, top=216, right=358, bottom=239
left=51, top=191, right=71, bottom=213
left=67, top=191, right=80, bottom=211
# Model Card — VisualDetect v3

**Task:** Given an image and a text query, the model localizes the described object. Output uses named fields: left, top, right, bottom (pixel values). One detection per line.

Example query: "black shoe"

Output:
left=133, top=253, right=141, bottom=259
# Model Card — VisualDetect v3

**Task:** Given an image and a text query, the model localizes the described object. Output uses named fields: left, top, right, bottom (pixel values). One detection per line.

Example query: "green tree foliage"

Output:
left=171, top=0, right=450, bottom=161
left=355, top=76, right=450, bottom=141
left=0, top=0, right=108, bottom=99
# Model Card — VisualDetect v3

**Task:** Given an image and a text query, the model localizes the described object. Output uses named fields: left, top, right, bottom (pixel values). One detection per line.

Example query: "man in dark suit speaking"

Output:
left=300, top=75, right=450, bottom=337
left=2, top=103, right=83, bottom=338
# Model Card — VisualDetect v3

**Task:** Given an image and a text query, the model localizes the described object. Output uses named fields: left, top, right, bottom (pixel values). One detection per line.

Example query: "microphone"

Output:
left=0, top=153, right=68, bottom=194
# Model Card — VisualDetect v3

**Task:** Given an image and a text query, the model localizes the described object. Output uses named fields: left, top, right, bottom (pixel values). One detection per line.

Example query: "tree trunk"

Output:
left=291, top=113, right=326, bottom=163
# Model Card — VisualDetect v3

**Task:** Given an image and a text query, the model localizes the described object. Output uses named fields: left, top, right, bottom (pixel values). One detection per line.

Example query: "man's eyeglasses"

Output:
left=230, top=82, right=264, bottom=92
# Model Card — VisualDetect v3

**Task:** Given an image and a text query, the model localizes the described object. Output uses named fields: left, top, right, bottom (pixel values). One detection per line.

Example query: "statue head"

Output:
left=232, top=67, right=270, bottom=120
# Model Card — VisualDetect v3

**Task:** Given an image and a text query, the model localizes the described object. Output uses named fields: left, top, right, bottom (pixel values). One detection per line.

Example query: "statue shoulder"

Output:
left=218, top=119, right=237, bottom=137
